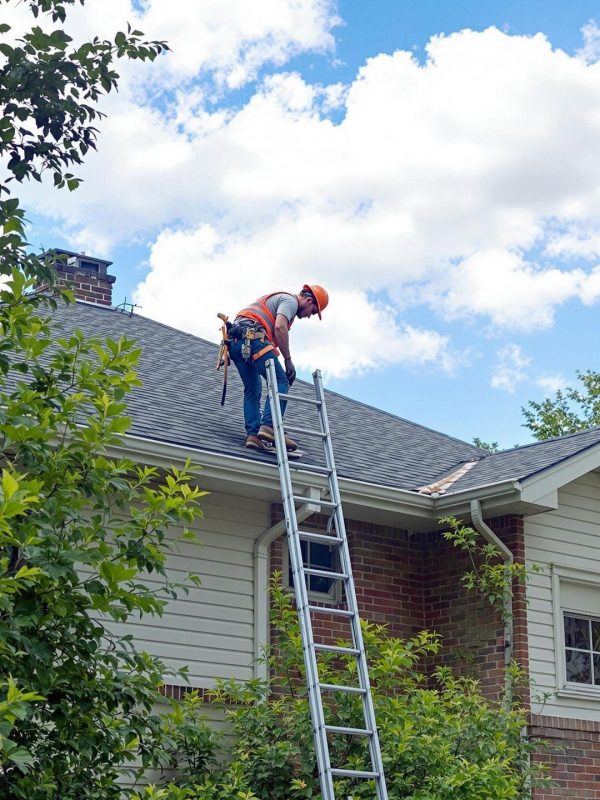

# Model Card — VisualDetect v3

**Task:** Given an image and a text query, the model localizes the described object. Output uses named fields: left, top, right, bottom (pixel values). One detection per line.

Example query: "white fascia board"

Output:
left=112, top=432, right=435, bottom=521
left=436, top=478, right=521, bottom=511
left=435, top=479, right=523, bottom=517
left=519, top=444, right=600, bottom=504
left=112, top=433, right=282, bottom=491
left=337, top=475, right=433, bottom=520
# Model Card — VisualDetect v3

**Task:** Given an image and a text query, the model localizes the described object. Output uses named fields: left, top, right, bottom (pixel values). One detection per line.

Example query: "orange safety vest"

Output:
left=236, top=292, right=296, bottom=358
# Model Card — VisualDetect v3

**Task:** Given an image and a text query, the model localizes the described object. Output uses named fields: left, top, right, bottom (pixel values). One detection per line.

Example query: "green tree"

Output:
left=0, top=2, right=209, bottom=798
left=522, top=369, right=600, bottom=440
left=472, top=437, right=500, bottom=453
left=0, top=0, right=167, bottom=284
left=0, top=303, right=206, bottom=798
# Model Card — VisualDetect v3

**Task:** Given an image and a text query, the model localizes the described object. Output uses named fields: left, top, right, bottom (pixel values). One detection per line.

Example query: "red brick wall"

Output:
left=421, top=515, right=528, bottom=702
left=269, top=507, right=425, bottom=651
left=530, top=715, right=600, bottom=799
left=269, top=506, right=526, bottom=702
left=56, top=268, right=114, bottom=305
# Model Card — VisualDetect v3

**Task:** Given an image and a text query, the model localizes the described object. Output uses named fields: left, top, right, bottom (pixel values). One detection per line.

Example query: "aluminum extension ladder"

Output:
left=265, top=359, right=388, bottom=800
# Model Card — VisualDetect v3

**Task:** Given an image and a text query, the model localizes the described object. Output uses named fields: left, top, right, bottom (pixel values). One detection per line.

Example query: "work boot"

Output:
left=245, top=434, right=268, bottom=450
left=258, top=424, right=298, bottom=452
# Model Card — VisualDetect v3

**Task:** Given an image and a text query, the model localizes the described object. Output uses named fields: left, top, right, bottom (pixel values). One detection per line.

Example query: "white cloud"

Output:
left=491, top=344, right=531, bottom=393
left=11, top=15, right=600, bottom=376
left=535, top=374, right=568, bottom=394
left=545, top=223, right=600, bottom=260
left=134, top=224, right=465, bottom=378
left=138, top=0, right=340, bottom=88
left=577, top=19, right=600, bottom=64
left=437, top=248, right=588, bottom=331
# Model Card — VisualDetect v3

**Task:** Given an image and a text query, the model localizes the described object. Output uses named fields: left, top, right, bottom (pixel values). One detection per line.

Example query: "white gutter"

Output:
left=436, top=479, right=522, bottom=509
left=470, top=499, right=514, bottom=706
left=253, top=487, right=322, bottom=682
left=112, top=432, right=435, bottom=516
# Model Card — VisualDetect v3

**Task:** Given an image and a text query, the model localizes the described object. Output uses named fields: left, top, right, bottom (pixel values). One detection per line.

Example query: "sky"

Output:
left=9, top=0, right=600, bottom=449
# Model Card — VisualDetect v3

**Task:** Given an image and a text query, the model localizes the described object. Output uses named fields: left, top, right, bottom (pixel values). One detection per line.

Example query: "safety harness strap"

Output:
left=252, top=343, right=278, bottom=360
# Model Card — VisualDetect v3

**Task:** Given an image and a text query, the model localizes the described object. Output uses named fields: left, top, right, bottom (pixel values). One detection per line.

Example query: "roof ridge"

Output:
left=488, top=426, right=600, bottom=456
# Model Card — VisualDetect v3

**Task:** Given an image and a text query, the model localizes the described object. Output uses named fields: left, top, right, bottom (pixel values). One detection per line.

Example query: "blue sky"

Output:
left=18, top=0, right=600, bottom=449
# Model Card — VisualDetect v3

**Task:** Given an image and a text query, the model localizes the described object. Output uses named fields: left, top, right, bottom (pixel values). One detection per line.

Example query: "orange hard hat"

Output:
left=302, top=284, right=329, bottom=319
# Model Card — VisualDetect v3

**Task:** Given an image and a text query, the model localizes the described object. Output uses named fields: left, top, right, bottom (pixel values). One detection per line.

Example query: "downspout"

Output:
left=254, top=487, right=322, bottom=682
left=470, top=499, right=514, bottom=705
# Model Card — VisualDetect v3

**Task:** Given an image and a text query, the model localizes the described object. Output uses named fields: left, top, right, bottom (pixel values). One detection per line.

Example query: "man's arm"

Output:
left=274, top=313, right=296, bottom=385
left=274, top=313, right=292, bottom=359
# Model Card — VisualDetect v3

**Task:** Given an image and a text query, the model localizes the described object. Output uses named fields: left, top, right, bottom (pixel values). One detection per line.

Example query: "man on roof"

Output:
left=230, top=284, right=329, bottom=452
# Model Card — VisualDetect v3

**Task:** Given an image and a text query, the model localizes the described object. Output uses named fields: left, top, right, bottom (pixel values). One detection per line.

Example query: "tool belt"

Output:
left=231, top=320, right=278, bottom=362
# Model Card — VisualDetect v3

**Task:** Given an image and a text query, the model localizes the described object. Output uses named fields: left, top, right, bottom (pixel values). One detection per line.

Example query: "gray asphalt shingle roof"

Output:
left=51, top=302, right=484, bottom=491
left=49, top=302, right=600, bottom=496
left=446, top=427, right=600, bottom=494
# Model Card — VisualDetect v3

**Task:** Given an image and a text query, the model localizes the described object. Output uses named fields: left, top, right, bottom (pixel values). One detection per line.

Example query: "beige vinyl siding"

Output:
left=114, top=491, right=269, bottom=688
left=525, top=471, right=600, bottom=720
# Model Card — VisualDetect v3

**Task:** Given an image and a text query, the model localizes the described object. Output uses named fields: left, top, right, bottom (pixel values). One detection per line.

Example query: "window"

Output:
left=551, top=564, right=600, bottom=698
left=286, top=538, right=340, bottom=603
left=563, top=614, right=600, bottom=686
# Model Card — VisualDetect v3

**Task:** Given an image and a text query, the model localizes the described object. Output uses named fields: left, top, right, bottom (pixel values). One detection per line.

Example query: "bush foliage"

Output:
left=140, top=578, right=550, bottom=800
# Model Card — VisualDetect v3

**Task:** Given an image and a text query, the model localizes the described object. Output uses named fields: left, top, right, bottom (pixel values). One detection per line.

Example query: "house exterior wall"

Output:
left=269, top=508, right=426, bottom=652
left=530, top=714, right=600, bottom=800
left=119, top=491, right=269, bottom=692
left=525, top=472, right=600, bottom=721
left=422, top=515, right=527, bottom=702
left=524, top=472, right=600, bottom=798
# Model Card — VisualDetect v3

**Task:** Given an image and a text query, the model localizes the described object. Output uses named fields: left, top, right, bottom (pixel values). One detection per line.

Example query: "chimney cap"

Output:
left=42, top=248, right=113, bottom=268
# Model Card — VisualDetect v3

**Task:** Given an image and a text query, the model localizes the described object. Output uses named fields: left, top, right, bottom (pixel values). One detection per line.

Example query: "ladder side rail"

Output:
left=313, top=369, right=389, bottom=800
left=265, top=360, right=335, bottom=800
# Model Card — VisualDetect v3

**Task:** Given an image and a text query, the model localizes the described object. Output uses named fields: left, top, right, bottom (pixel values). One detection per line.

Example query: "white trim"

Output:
left=521, top=444, right=600, bottom=504
left=551, top=563, right=600, bottom=700
left=111, top=433, right=435, bottom=519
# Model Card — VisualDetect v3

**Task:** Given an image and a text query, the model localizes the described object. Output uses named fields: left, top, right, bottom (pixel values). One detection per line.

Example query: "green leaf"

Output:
left=2, top=469, right=19, bottom=501
left=5, top=744, right=35, bottom=772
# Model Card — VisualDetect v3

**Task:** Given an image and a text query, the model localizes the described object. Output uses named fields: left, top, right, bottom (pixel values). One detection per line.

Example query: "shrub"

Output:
left=153, top=577, right=551, bottom=799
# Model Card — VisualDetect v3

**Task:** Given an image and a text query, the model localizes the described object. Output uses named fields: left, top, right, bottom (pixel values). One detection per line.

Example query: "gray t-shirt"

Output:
left=265, top=293, right=298, bottom=325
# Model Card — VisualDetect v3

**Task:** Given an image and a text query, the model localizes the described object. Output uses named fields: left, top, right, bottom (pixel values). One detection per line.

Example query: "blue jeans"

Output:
left=230, top=338, right=289, bottom=436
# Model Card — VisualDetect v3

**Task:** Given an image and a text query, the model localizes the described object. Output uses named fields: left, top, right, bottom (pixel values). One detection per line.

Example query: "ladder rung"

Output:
left=284, top=424, right=326, bottom=438
left=325, top=725, right=372, bottom=736
left=279, top=393, right=321, bottom=406
left=319, top=683, right=366, bottom=695
left=303, top=567, right=347, bottom=581
left=307, top=605, right=354, bottom=617
left=288, top=461, right=332, bottom=476
left=297, top=531, right=343, bottom=545
left=330, top=768, right=379, bottom=779
left=314, top=643, right=359, bottom=655
left=292, top=495, right=337, bottom=508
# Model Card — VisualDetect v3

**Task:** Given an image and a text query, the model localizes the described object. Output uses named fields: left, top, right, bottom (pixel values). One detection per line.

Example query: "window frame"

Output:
left=552, top=564, right=600, bottom=699
left=283, top=534, right=342, bottom=605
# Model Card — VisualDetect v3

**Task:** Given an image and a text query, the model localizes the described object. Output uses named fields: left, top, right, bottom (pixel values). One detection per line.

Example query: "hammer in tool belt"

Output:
left=216, top=312, right=231, bottom=406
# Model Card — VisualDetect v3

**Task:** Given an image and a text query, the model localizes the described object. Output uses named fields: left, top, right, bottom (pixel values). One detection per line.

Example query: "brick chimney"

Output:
left=45, top=249, right=116, bottom=306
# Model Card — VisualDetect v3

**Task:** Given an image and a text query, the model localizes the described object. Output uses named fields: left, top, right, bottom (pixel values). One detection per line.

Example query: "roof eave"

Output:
left=433, top=478, right=529, bottom=522
left=113, top=432, right=435, bottom=528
